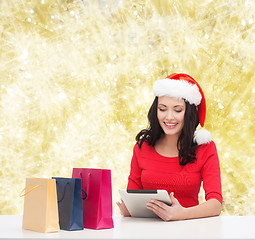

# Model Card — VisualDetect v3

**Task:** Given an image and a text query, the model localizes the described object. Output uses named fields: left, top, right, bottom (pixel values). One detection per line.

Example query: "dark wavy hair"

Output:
left=136, top=97, right=199, bottom=165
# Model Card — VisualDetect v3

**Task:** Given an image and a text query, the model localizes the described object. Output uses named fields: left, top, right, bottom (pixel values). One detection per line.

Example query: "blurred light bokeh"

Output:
left=0, top=0, right=255, bottom=215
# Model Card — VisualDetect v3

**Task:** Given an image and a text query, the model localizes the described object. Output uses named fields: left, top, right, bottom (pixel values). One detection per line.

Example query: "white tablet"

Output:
left=119, top=189, right=172, bottom=218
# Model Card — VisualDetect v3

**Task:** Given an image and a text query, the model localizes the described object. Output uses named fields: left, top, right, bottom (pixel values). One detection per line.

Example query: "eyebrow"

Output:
left=158, top=103, right=184, bottom=108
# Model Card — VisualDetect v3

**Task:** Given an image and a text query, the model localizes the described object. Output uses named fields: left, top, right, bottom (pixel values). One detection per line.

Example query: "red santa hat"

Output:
left=153, top=73, right=211, bottom=145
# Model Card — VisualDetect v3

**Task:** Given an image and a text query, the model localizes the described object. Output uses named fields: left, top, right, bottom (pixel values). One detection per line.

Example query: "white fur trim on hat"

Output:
left=153, top=79, right=202, bottom=106
left=193, top=128, right=211, bottom=145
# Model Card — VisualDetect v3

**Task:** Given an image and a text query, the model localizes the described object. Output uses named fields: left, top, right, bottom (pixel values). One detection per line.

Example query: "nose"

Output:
left=165, top=110, right=175, bottom=121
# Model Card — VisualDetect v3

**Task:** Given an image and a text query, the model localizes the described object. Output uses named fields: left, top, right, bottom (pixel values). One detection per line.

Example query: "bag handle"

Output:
left=19, top=184, right=42, bottom=197
left=82, top=189, right=87, bottom=200
left=57, top=182, right=70, bottom=203
left=87, top=173, right=91, bottom=196
left=79, top=172, right=91, bottom=200
left=56, top=180, right=87, bottom=202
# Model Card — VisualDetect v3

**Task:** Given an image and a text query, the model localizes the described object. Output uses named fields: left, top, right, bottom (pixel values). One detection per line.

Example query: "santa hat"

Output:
left=153, top=73, right=211, bottom=145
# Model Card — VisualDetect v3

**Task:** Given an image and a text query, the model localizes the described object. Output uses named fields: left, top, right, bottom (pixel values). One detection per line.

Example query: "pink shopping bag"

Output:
left=72, top=168, right=114, bottom=229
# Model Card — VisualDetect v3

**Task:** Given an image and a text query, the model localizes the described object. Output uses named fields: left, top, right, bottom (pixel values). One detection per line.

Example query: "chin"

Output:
left=163, top=129, right=182, bottom=137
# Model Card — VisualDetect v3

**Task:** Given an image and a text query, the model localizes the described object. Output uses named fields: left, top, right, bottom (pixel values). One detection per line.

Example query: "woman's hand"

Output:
left=146, top=192, right=185, bottom=221
left=116, top=199, right=131, bottom=217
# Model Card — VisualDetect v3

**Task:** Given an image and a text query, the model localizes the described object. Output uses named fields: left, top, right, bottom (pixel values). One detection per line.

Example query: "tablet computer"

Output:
left=119, top=189, right=172, bottom=218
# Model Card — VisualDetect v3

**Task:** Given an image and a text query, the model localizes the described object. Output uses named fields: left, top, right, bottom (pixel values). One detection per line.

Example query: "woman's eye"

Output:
left=175, top=109, right=183, bottom=113
left=159, top=108, right=166, bottom=112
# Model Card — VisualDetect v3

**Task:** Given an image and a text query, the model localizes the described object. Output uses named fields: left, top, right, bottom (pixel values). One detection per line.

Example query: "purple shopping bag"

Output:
left=72, top=168, right=114, bottom=229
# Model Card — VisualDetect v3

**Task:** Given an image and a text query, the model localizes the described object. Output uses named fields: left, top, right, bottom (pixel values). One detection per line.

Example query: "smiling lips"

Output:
left=164, top=122, right=178, bottom=128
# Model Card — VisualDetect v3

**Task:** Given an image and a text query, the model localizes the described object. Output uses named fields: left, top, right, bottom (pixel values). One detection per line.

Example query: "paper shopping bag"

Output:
left=72, top=168, right=114, bottom=229
left=52, top=177, right=85, bottom=231
left=20, top=178, right=60, bottom=233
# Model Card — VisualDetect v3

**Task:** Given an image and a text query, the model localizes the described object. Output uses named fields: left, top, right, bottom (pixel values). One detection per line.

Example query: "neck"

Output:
left=161, top=134, right=179, bottom=147
left=154, top=134, right=180, bottom=157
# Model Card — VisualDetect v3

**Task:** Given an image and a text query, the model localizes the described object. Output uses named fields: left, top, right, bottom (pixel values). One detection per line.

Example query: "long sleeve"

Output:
left=201, top=142, right=223, bottom=204
left=127, top=144, right=143, bottom=189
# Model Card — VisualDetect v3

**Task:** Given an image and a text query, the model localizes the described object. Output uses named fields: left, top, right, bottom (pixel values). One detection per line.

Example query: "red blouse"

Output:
left=127, top=141, right=223, bottom=208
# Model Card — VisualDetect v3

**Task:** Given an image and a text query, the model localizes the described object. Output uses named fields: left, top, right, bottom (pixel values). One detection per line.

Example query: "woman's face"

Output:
left=157, top=96, right=186, bottom=137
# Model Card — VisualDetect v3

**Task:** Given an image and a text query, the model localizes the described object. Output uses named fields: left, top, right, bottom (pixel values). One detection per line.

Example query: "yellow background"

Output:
left=0, top=0, right=255, bottom=215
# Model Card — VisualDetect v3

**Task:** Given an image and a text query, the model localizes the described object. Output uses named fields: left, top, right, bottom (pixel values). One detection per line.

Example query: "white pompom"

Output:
left=193, top=128, right=211, bottom=145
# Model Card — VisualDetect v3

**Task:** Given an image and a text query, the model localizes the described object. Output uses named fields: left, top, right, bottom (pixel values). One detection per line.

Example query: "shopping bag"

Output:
left=20, top=178, right=60, bottom=233
left=52, top=177, right=86, bottom=231
left=72, top=168, right=114, bottom=229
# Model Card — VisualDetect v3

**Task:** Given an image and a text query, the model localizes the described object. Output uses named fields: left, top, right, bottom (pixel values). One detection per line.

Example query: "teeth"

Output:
left=165, top=123, right=177, bottom=126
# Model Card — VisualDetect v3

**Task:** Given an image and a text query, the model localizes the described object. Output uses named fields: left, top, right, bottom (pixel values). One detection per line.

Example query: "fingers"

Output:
left=169, top=192, right=180, bottom=205
left=146, top=199, right=169, bottom=221
left=116, top=199, right=131, bottom=217
left=116, top=201, right=121, bottom=209
left=116, top=199, right=125, bottom=208
left=146, top=200, right=168, bottom=221
left=147, top=199, right=168, bottom=210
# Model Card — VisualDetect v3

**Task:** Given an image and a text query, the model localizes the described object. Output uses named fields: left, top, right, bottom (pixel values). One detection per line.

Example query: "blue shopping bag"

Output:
left=52, top=177, right=86, bottom=231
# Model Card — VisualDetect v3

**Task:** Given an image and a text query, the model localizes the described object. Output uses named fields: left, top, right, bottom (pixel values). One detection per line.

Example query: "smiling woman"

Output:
left=0, top=0, right=254, bottom=218
left=157, top=96, right=186, bottom=140
left=117, top=73, right=222, bottom=221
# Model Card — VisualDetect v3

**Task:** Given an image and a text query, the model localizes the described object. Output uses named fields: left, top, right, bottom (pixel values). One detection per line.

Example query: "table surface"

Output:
left=1, top=215, right=255, bottom=239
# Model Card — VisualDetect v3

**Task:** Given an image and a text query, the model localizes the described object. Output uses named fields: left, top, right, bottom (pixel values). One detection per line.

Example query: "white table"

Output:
left=1, top=215, right=255, bottom=239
